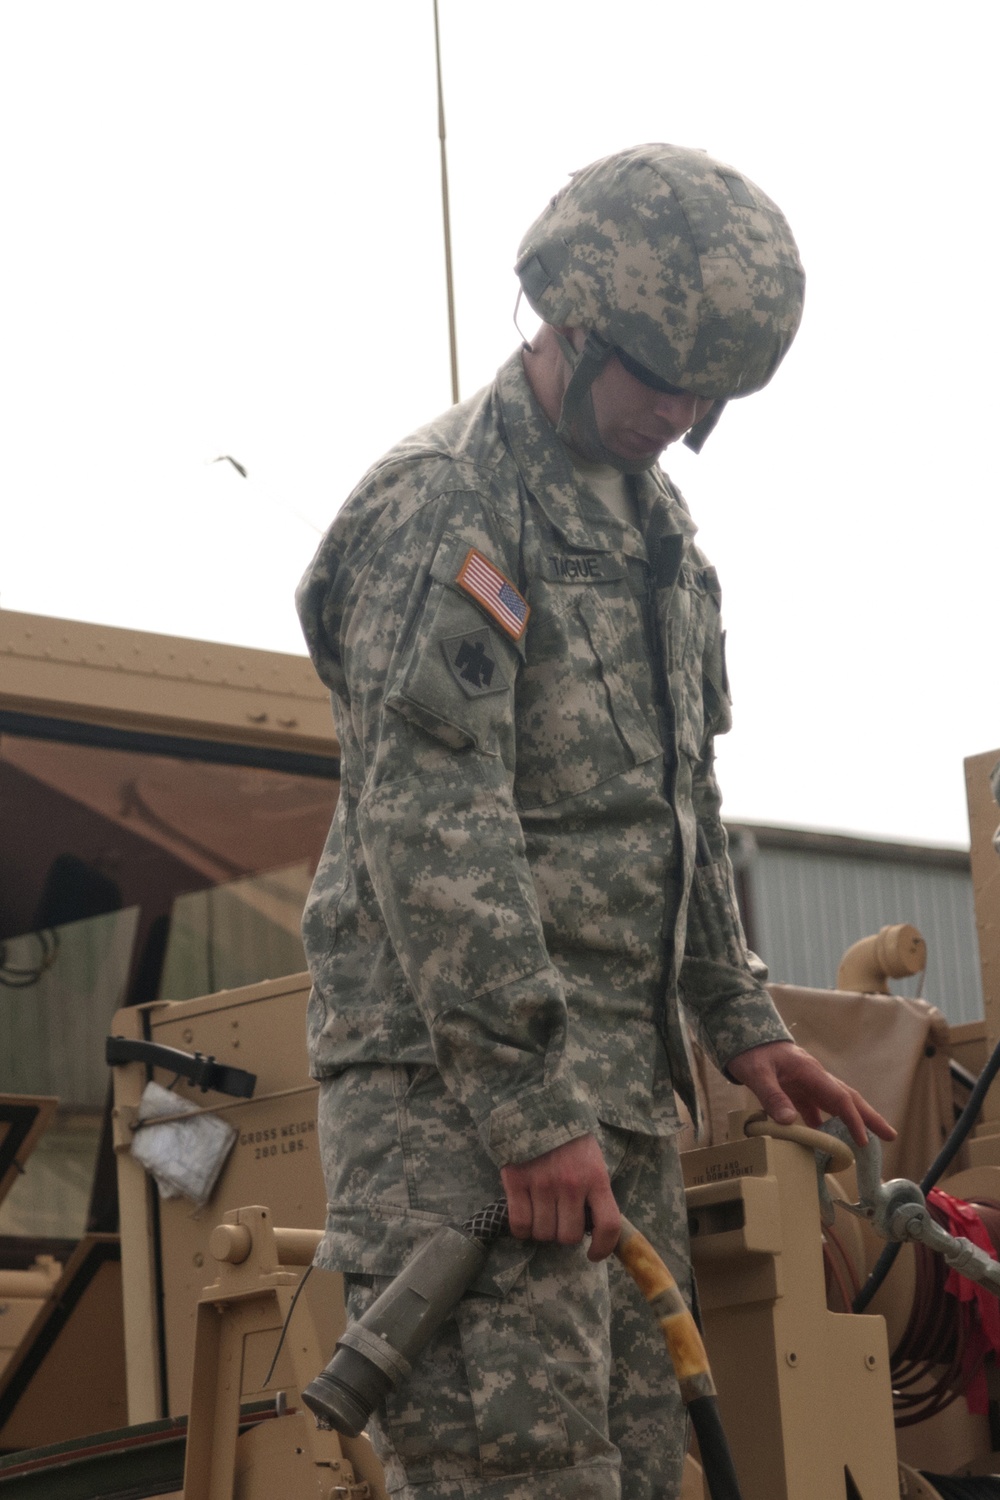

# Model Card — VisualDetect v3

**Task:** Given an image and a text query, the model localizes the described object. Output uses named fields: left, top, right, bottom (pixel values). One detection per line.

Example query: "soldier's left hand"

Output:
left=726, top=1040, right=895, bottom=1147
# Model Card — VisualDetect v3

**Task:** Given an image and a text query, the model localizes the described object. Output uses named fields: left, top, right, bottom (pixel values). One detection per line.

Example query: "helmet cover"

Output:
left=516, top=143, right=805, bottom=404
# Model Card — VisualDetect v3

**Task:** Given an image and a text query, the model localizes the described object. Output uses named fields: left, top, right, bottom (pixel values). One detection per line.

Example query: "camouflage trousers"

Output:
left=323, top=1069, right=691, bottom=1499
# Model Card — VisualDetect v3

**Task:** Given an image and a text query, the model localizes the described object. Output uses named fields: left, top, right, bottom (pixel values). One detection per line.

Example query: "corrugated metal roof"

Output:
left=742, top=843, right=982, bottom=1026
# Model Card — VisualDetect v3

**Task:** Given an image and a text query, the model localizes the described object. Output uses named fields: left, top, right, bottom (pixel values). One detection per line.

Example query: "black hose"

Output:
left=689, top=1396, right=744, bottom=1500
left=460, top=1199, right=510, bottom=1242
left=919, top=1474, right=1000, bottom=1498
left=853, top=1031, right=1000, bottom=1313
left=468, top=1201, right=744, bottom=1500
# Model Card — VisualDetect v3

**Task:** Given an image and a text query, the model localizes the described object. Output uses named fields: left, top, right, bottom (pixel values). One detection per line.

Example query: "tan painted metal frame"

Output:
left=0, top=607, right=337, bottom=755
left=685, top=1123, right=899, bottom=1499
left=183, top=1205, right=385, bottom=1500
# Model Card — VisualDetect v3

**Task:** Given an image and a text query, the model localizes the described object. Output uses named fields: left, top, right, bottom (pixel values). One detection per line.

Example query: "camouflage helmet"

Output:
left=515, top=144, right=804, bottom=456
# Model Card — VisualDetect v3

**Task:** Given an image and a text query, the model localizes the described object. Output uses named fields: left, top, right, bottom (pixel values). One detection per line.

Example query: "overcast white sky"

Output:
left=2, top=1, right=997, bottom=847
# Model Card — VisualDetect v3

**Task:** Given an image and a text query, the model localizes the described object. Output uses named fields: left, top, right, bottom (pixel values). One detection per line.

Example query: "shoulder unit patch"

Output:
left=455, top=548, right=530, bottom=642
left=441, top=629, right=510, bottom=698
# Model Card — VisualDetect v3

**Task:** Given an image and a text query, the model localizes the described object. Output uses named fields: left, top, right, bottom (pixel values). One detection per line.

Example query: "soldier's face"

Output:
left=589, top=351, right=714, bottom=464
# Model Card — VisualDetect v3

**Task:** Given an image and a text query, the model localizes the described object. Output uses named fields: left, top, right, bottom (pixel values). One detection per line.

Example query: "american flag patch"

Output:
left=455, top=548, right=530, bottom=641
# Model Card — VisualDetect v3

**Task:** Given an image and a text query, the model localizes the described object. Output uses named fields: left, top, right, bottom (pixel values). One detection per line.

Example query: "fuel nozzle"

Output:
left=303, top=1201, right=744, bottom=1500
left=301, top=1222, right=488, bottom=1436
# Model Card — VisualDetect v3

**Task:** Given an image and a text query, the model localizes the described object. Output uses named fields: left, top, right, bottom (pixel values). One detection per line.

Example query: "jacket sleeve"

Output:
left=678, top=571, right=793, bottom=1072
left=300, top=483, right=599, bottom=1167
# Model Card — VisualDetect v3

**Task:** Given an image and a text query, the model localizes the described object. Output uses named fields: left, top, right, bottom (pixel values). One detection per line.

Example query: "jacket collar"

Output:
left=495, top=349, right=698, bottom=557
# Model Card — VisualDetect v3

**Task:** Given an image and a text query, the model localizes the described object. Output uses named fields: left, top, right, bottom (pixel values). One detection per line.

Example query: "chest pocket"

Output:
left=514, top=582, right=662, bottom=810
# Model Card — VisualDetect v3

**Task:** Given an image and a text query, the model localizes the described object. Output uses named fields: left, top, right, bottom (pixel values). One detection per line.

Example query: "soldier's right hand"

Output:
left=501, top=1134, right=621, bottom=1262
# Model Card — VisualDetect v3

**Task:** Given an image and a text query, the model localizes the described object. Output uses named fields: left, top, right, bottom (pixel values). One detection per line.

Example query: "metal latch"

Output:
left=815, top=1119, right=1000, bottom=1298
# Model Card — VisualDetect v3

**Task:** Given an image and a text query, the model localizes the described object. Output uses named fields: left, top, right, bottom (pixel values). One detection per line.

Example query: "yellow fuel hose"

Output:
left=615, top=1215, right=715, bottom=1403
left=616, top=1215, right=744, bottom=1500
left=307, top=1201, right=745, bottom=1496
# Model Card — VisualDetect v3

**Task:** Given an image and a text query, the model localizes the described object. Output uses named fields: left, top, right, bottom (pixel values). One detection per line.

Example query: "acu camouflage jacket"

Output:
left=296, top=351, right=790, bottom=1167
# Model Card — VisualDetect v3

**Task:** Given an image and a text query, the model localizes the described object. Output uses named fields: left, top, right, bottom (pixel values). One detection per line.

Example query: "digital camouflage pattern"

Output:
left=516, top=143, right=804, bottom=402
left=297, top=141, right=803, bottom=1496
left=296, top=347, right=792, bottom=1282
left=341, top=1122, right=691, bottom=1500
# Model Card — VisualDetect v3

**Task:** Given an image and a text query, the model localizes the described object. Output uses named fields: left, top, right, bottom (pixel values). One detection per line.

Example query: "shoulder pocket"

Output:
left=387, top=576, right=519, bottom=755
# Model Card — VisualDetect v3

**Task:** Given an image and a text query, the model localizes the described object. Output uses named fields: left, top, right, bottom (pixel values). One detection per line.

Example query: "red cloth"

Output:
left=927, top=1188, right=1000, bottom=1414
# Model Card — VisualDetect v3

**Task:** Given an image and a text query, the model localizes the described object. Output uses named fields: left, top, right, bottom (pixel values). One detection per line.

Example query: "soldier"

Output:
left=297, top=144, right=893, bottom=1499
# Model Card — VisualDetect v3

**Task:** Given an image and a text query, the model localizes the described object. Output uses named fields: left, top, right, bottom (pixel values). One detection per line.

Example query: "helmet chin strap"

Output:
left=553, top=330, right=661, bottom=476
left=683, top=399, right=726, bottom=453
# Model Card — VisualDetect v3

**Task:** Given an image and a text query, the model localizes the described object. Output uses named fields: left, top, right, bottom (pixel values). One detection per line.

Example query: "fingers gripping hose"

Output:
left=302, top=1202, right=744, bottom=1500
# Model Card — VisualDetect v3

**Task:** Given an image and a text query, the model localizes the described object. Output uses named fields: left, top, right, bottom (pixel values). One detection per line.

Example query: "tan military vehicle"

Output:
left=0, top=608, right=382, bottom=1496
left=1, top=605, right=1000, bottom=1499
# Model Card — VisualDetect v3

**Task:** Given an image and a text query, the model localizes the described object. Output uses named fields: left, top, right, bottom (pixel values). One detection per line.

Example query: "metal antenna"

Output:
left=433, top=0, right=460, bottom=404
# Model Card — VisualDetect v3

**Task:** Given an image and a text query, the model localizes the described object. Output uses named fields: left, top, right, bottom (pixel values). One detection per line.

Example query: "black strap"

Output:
left=105, top=1036, right=256, bottom=1098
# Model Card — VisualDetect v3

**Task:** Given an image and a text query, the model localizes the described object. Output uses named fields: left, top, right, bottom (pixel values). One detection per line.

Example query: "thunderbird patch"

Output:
left=441, top=630, right=509, bottom=698
left=455, top=549, right=530, bottom=641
